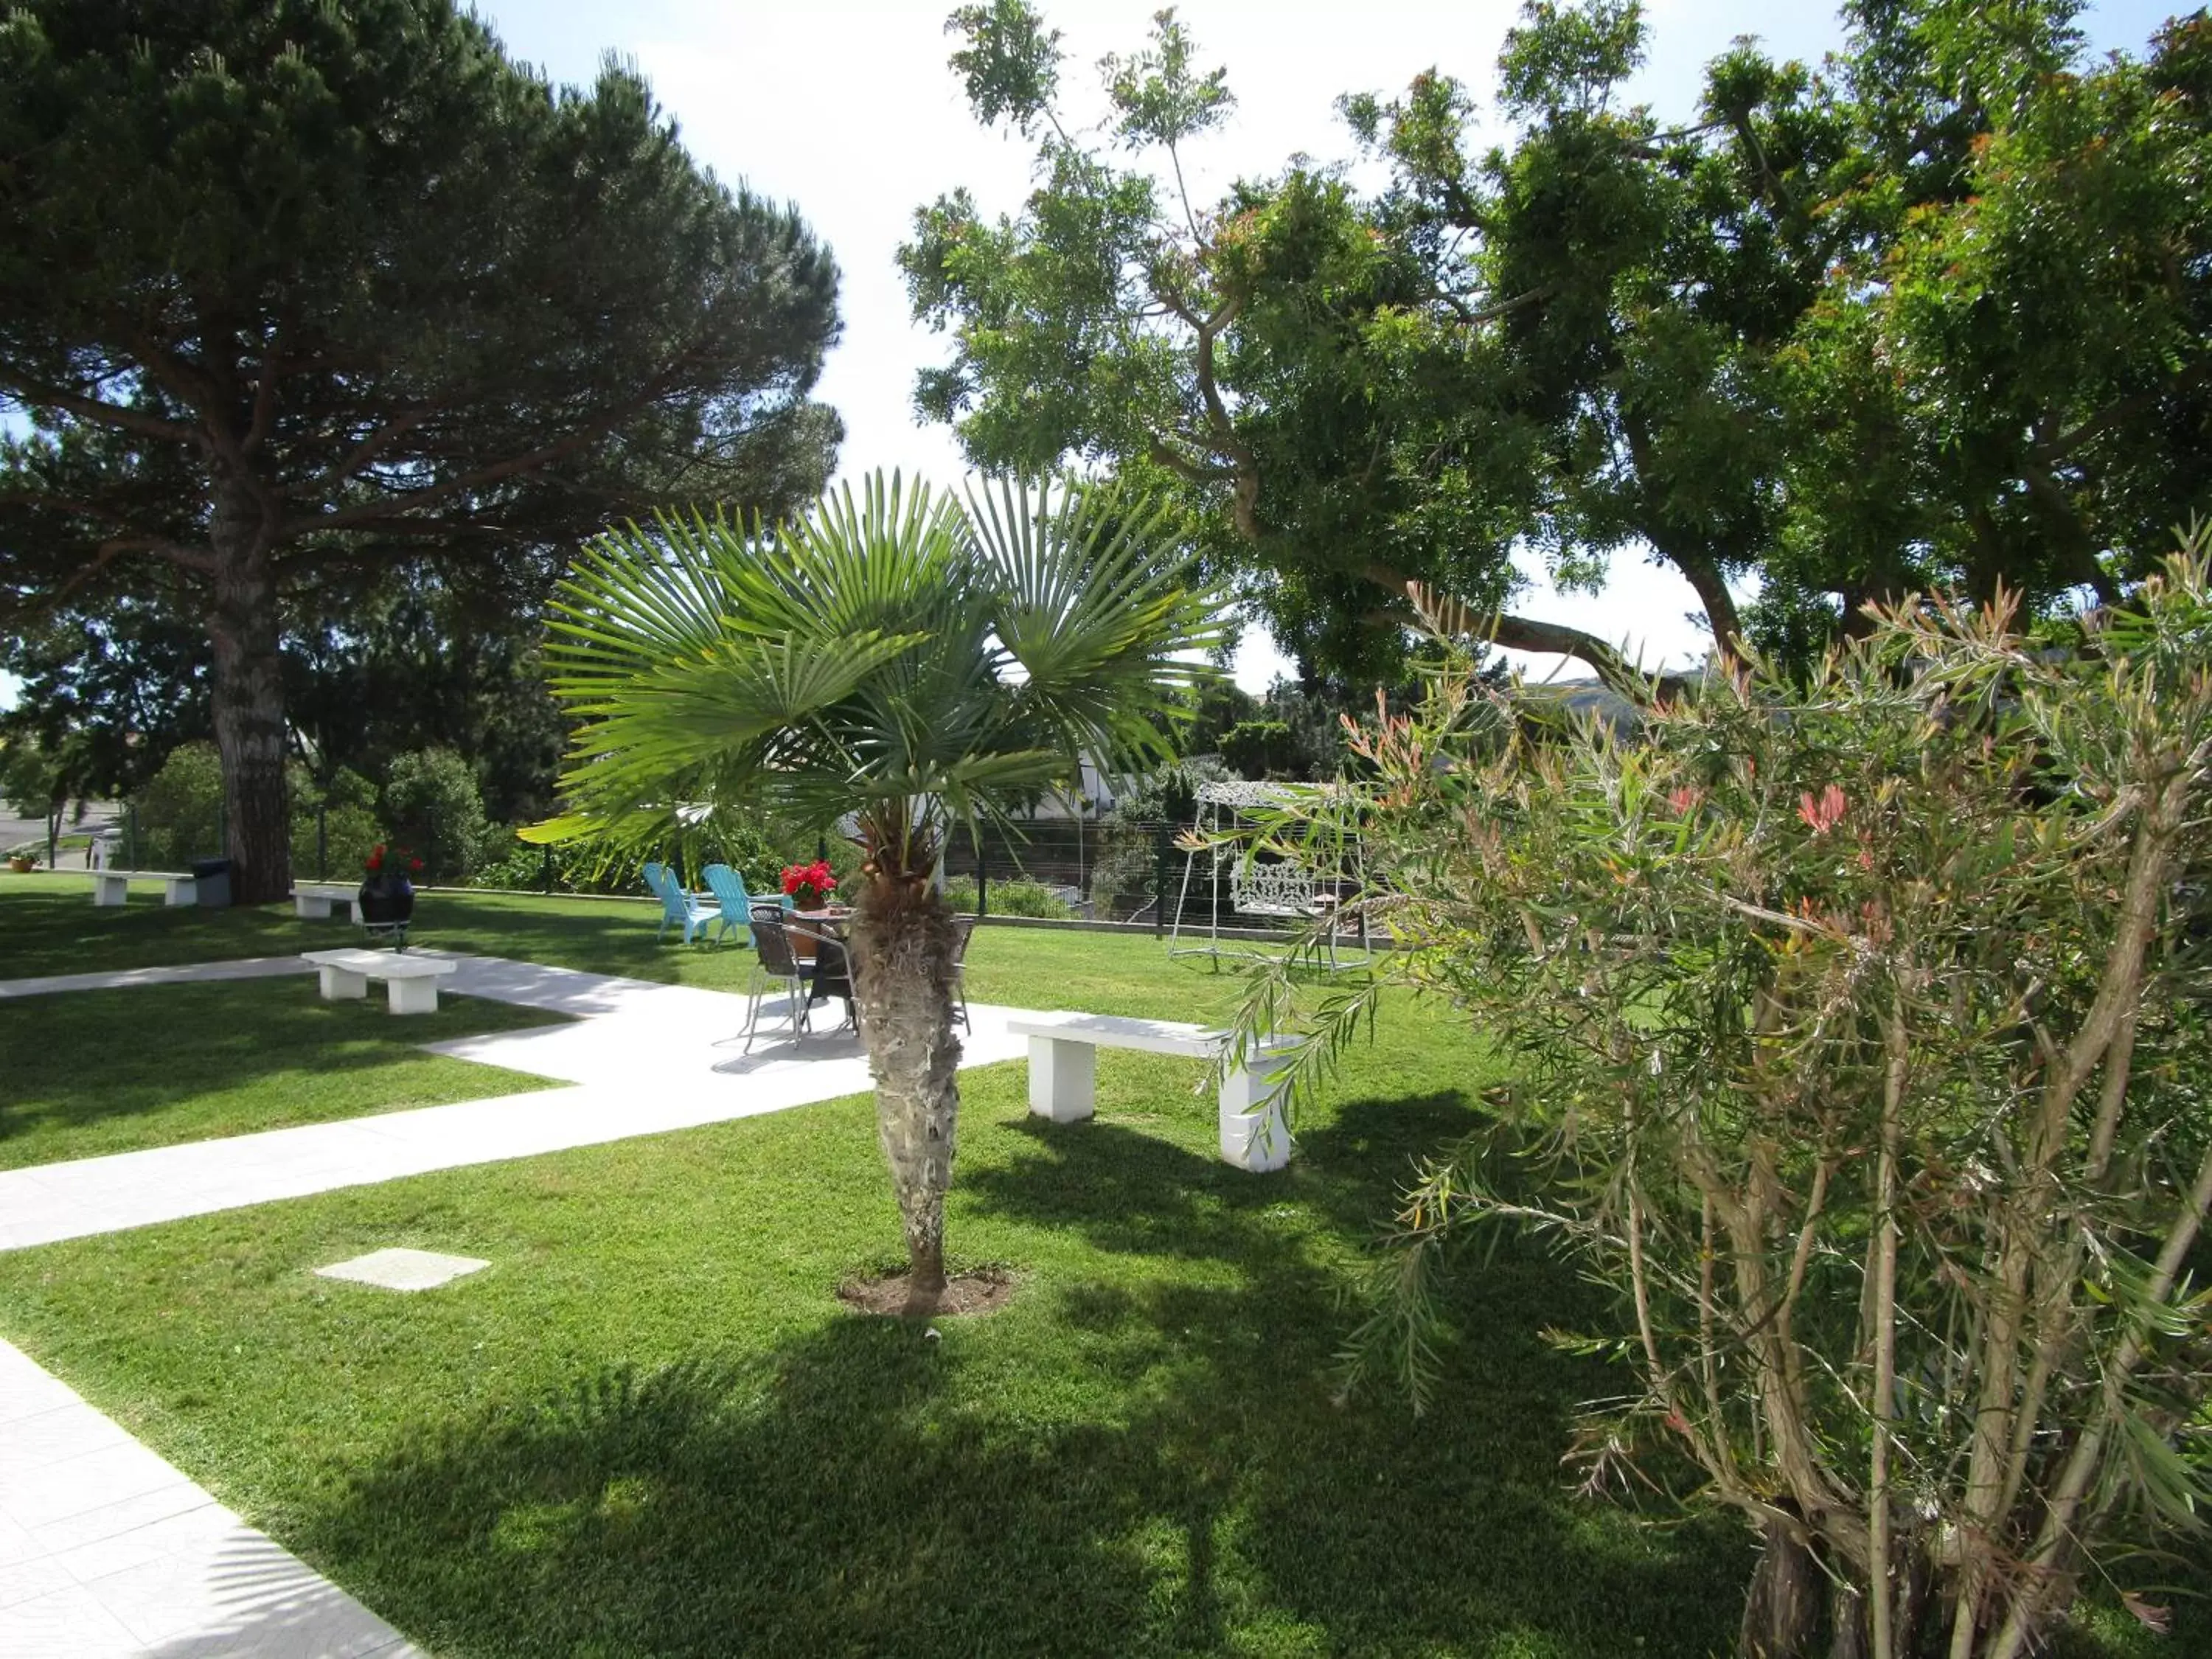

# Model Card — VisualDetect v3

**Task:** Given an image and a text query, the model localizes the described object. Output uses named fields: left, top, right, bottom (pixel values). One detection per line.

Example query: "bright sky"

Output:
left=465, top=0, right=2177, bottom=688
left=0, top=1, right=2177, bottom=712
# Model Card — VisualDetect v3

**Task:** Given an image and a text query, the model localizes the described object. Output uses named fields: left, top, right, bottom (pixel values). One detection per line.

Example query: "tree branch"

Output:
left=1391, top=568, right=1672, bottom=696
left=0, top=368, right=196, bottom=443
left=287, top=411, right=431, bottom=501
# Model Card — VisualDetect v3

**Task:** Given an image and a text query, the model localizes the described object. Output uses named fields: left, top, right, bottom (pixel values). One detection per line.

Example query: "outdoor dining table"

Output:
left=793, top=907, right=858, bottom=1026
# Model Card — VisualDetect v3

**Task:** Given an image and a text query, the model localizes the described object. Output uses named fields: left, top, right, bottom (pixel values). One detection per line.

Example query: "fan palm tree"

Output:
left=536, top=470, right=1224, bottom=1304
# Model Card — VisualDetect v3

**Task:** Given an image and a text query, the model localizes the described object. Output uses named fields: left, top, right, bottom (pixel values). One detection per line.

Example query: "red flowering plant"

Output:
left=780, top=858, right=836, bottom=909
left=363, top=844, right=426, bottom=880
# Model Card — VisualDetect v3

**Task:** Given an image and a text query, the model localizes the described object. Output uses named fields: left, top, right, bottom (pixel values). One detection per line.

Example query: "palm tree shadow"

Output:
left=299, top=1101, right=1749, bottom=1658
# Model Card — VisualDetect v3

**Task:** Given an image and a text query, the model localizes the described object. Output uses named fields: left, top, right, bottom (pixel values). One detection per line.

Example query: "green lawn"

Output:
left=0, top=978, right=564, bottom=1169
left=0, top=880, right=2188, bottom=1656
left=0, top=995, right=1770, bottom=1659
left=0, top=870, right=338, bottom=975
left=0, top=870, right=1239, bottom=1020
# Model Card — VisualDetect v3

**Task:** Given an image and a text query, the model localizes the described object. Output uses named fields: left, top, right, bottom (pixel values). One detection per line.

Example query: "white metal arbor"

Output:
left=1167, top=779, right=1369, bottom=967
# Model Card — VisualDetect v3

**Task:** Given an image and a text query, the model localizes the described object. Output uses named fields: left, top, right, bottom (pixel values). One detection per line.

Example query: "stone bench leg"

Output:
left=294, top=894, right=333, bottom=919
left=317, top=964, right=369, bottom=1001
left=91, top=874, right=128, bottom=908
left=161, top=878, right=195, bottom=906
left=385, top=977, right=440, bottom=1015
left=1027, top=1036, right=1095, bottom=1124
left=1218, top=1048, right=1293, bottom=1173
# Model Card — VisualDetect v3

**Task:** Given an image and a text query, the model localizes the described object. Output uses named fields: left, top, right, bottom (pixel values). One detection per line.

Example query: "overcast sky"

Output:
left=2, top=0, right=2181, bottom=711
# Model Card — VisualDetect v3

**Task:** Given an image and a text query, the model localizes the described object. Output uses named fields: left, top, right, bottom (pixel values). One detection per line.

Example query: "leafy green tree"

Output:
left=538, top=472, right=1220, bottom=1304
left=0, top=0, right=843, bottom=902
left=905, top=2, right=1837, bottom=686
left=286, top=557, right=571, bottom=827
left=907, top=1, right=2212, bottom=686
left=290, top=765, right=379, bottom=883
left=1234, top=550, right=2212, bottom=1656
left=0, top=585, right=213, bottom=802
left=129, top=741, right=226, bottom=870
left=1751, top=2, right=2212, bottom=653
left=0, top=729, right=77, bottom=863
left=381, top=747, right=491, bottom=883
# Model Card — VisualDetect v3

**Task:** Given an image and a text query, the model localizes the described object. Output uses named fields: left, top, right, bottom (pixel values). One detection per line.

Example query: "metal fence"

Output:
left=942, top=815, right=1177, bottom=925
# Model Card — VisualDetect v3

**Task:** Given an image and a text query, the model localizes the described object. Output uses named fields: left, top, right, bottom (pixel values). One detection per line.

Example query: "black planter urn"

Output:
left=358, top=874, right=416, bottom=928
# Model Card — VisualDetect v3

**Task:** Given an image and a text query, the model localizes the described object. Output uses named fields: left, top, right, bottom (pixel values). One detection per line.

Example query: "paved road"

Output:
left=1, top=801, right=122, bottom=862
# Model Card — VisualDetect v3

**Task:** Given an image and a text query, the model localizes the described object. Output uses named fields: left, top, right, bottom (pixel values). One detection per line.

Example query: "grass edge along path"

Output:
left=0, top=977, right=565, bottom=1171
left=0, top=1004, right=1774, bottom=1659
left=0, top=874, right=1247, bottom=1023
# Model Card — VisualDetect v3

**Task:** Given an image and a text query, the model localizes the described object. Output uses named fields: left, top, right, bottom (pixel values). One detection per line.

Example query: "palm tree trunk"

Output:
left=849, top=869, right=963, bottom=1307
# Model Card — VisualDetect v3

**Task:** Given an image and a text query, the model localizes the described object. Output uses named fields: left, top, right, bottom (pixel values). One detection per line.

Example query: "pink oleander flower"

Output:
left=1798, top=783, right=1848, bottom=836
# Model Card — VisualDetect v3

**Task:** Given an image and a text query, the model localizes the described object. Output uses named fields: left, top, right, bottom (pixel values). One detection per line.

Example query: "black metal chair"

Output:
left=807, top=927, right=859, bottom=1034
left=738, top=904, right=816, bottom=1051
left=949, top=914, right=976, bottom=1032
left=738, top=902, right=858, bottom=1051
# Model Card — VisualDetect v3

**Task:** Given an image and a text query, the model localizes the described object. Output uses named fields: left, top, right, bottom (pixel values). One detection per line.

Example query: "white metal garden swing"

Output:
left=1166, top=779, right=1371, bottom=968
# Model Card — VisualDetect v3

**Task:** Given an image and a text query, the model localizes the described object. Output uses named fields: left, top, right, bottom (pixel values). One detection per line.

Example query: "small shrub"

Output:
left=939, top=874, right=1071, bottom=917
left=1243, top=544, right=2212, bottom=1657
left=291, top=768, right=379, bottom=881
left=383, top=748, right=491, bottom=883
left=131, top=742, right=224, bottom=868
left=986, top=878, right=1073, bottom=918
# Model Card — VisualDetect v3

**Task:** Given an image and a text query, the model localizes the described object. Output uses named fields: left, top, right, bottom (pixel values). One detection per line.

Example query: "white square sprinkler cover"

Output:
left=314, top=1248, right=490, bottom=1292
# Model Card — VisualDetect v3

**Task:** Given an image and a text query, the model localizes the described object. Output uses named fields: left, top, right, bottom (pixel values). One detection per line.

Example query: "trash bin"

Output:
left=190, top=858, right=232, bottom=908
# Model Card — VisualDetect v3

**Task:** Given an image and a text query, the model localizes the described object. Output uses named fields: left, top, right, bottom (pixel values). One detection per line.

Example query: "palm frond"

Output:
left=532, top=468, right=1225, bottom=858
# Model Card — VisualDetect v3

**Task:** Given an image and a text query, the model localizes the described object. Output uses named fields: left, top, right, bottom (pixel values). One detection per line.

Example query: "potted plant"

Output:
left=358, top=843, right=424, bottom=928
left=6, top=852, right=37, bottom=874
left=781, top=858, right=836, bottom=912
left=780, top=858, right=838, bottom=961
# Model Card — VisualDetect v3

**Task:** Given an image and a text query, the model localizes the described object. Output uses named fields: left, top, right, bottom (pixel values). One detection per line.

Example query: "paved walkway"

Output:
left=0, top=954, right=1048, bottom=1253
left=0, top=1338, right=420, bottom=1658
left=0, top=956, right=312, bottom=1000
left=0, top=949, right=1075, bottom=1655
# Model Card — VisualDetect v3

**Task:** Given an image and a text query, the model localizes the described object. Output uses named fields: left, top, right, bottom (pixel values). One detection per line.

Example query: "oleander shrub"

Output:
left=1239, top=548, right=2212, bottom=1658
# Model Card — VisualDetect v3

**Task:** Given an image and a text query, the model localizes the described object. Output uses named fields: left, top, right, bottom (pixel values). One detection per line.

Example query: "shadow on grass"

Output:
left=0, top=981, right=554, bottom=1166
left=0, top=886, right=319, bottom=980
left=302, top=1095, right=1747, bottom=1658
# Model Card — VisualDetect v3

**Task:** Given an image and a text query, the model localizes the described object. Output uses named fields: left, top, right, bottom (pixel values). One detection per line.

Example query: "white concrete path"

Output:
left=0, top=956, right=312, bottom=1000
left=0, top=954, right=1046, bottom=1253
left=0, top=1338, right=420, bottom=1658
left=0, top=950, right=1082, bottom=1655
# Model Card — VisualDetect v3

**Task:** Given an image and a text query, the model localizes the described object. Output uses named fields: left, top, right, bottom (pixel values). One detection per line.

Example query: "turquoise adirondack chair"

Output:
left=646, top=862, right=714, bottom=944
left=700, top=863, right=765, bottom=945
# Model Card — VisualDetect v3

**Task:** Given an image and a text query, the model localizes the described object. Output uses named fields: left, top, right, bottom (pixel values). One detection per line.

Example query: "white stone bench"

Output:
left=301, top=948, right=456, bottom=1015
left=1006, top=1013, right=1296, bottom=1172
left=293, top=883, right=361, bottom=921
left=90, top=870, right=194, bottom=908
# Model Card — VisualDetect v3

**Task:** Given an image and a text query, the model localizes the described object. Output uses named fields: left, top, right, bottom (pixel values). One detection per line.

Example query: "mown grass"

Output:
left=0, top=870, right=335, bottom=975
left=0, top=872, right=1242, bottom=1020
left=0, top=993, right=1775, bottom=1659
left=0, top=879, right=2192, bottom=1656
left=0, top=978, right=564, bottom=1169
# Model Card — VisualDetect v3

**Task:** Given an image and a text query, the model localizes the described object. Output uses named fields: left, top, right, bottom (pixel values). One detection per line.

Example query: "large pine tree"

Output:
left=0, top=0, right=843, bottom=900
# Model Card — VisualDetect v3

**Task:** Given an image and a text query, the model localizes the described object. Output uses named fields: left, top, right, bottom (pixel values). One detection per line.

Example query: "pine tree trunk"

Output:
left=849, top=871, right=962, bottom=1311
left=206, top=487, right=291, bottom=905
